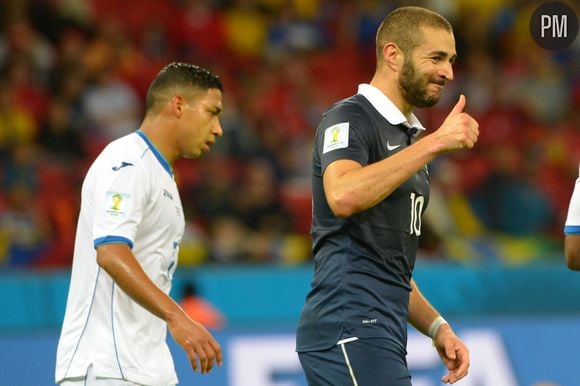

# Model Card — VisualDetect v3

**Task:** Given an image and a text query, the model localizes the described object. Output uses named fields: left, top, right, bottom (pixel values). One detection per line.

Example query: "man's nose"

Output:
left=441, top=62, right=454, bottom=81
left=214, top=122, right=223, bottom=137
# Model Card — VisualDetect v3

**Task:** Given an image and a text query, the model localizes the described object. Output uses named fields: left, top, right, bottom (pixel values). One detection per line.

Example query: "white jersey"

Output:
left=564, top=166, right=580, bottom=235
left=56, top=131, right=185, bottom=385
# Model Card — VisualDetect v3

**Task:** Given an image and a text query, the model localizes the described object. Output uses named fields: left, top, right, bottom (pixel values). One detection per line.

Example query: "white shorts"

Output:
left=58, top=364, right=155, bottom=386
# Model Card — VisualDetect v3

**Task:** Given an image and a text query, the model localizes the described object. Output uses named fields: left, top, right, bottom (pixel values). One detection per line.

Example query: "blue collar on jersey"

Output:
left=135, top=130, right=173, bottom=177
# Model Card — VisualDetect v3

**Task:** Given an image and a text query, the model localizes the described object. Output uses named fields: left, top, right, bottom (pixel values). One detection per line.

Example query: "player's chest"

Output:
left=371, top=126, right=411, bottom=160
left=145, top=180, right=185, bottom=232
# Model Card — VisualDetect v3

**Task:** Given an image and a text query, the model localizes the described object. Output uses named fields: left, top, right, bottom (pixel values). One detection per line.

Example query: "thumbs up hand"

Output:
left=431, top=94, right=479, bottom=153
left=449, top=94, right=466, bottom=116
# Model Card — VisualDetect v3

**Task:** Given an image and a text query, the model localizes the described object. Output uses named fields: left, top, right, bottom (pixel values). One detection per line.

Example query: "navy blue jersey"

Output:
left=296, top=92, right=430, bottom=355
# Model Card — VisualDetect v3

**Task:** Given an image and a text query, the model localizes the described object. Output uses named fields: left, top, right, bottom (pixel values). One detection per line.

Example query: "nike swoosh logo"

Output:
left=387, top=141, right=401, bottom=151
left=112, top=161, right=134, bottom=171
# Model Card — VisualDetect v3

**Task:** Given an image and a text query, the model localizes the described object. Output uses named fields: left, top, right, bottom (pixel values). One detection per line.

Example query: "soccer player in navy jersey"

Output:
left=56, top=63, right=223, bottom=386
left=296, top=6, right=478, bottom=386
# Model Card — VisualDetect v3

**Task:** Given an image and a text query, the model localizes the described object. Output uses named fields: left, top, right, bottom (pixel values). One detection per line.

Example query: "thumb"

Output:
left=448, top=94, right=466, bottom=117
left=445, top=344, right=457, bottom=361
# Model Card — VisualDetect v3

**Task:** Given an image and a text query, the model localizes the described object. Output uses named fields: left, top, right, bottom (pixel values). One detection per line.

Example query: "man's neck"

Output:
left=369, top=74, right=413, bottom=117
left=139, top=120, right=178, bottom=165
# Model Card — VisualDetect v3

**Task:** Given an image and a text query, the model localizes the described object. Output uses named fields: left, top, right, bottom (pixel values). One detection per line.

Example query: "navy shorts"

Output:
left=298, top=338, right=411, bottom=386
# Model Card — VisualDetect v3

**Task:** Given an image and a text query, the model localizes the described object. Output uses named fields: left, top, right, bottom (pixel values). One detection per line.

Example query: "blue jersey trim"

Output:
left=135, top=130, right=173, bottom=177
left=564, top=225, right=580, bottom=235
left=94, top=236, right=134, bottom=250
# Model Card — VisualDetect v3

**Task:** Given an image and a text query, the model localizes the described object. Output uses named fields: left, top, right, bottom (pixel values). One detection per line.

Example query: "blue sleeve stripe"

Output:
left=564, top=225, right=580, bottom=235
left=94, top=236, right=134, bottom=249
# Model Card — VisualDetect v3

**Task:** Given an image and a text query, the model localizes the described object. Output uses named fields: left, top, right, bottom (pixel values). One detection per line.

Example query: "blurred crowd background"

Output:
left=0, top=0, right=577, bottom=269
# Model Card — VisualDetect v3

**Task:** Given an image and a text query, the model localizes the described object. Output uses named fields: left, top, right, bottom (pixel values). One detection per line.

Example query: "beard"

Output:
left=399, top=59, right=443, bottom=108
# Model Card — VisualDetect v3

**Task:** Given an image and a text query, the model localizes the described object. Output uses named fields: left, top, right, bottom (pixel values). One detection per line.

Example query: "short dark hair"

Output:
left=145, top=62, right=223, bottom=112
left=376, top=6, right=453, bottom=61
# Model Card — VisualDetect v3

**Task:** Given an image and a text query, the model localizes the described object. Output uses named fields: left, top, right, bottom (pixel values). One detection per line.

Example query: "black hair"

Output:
left=145, top=62, right=223, bottom=112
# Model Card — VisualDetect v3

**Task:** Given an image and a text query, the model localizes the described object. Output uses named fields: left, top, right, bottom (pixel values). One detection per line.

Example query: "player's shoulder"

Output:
left=104, top=132, right=146, bottom=158
left=319, top=94, right=372, bottom=131
left=92, top=132, right=147, bottom=172
left=324, top=94, right=370, bottom=118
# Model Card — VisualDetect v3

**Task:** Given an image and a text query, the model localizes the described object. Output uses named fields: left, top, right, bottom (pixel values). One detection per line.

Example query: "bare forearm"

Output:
left=96, top=244, right=182, bottom=323
left=565, top=235, right=580, bottom=270
left=97, top=244, right=223, bottom=373
left=327, top=135, right=442, bottom=216
left=408, top=278, right=442, bottom=336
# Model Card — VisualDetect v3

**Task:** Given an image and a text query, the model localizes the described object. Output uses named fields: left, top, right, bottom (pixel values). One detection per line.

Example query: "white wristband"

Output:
left=428, top=316, right=448, bottom=339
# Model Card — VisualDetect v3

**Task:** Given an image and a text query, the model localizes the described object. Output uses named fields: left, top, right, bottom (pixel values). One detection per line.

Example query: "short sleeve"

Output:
left=317, top=102, right=371, bottom=173
left=564, top=172, right=580, bottom=235
left=92, top=156, right=148, bottom=249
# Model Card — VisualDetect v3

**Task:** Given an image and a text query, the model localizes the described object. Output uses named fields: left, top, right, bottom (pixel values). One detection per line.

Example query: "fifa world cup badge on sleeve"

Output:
left=104, top=191, right=131, bottom=218
left=323, top=122, right=349, bottom=154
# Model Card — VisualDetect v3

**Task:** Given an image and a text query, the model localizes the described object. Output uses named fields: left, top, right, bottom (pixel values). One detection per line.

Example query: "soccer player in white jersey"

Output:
left=55, top=62, right=224, bottom=386
left=565, top=164, right=580, bottom=270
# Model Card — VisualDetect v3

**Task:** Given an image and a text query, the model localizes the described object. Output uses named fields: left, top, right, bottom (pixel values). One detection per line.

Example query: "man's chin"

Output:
left=182, top=151, right=203, bottom=160
left=414, top=96, right=440, bottom=108
left=401, top=87, right=441, bottom=108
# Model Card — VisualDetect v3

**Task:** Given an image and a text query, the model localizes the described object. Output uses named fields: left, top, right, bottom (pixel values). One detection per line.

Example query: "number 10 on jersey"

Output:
left=409, top=192, right=424, bottom=236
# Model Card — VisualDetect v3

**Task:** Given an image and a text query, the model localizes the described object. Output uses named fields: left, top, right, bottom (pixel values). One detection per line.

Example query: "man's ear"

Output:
left=382, top=43, right=403, bottom=72
left=171, top=95, right=185, bottom=117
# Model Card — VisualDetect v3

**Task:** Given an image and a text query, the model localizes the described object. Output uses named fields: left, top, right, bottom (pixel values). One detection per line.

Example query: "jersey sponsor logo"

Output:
left=323, top=122, right=349, bottom=154
left=112, top=161, right=134, bottom=171
left=104, top=191, right=130, bottom=218
left=386, top=141, right=401, bottom=151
